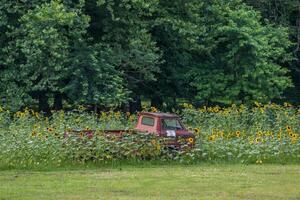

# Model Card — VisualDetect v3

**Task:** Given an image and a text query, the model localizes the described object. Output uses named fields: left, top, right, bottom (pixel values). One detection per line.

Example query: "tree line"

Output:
left=0, top=0, right=299, bottom=112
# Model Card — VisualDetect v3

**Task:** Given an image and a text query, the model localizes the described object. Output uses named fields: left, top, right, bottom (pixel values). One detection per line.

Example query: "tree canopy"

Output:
left=0, top=0, right=298, bottom=112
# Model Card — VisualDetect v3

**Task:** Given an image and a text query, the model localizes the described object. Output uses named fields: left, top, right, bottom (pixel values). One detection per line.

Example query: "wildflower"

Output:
left=256, top=160, right=263, bottom=164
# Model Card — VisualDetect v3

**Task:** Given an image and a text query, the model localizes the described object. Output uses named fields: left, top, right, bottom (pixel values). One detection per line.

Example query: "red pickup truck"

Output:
left=65, top=112, right=195, bottom=148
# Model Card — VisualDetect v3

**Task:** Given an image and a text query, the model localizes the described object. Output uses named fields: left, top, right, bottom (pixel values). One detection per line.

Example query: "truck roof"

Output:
left=139, top=112, right=179, bottom=118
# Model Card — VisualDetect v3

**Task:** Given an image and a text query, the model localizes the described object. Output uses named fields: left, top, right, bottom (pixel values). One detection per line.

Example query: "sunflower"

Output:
left=151, top=139, right=156, bottom=146
left=79, top=132, right=84, bottom=138
left=256, top=131, right=263, bottom=137
left=213, top=106, right=220, bottom=113
left=187, top=137, right=194, bottom=144
left=31, top=131, right=37, bottom=137
left=255, top=137, right=261, bottom=144
left=47, top=127, right=53, bottom=132
left=150, top=107, right=158, bottom=112
left=114, top=111, right=121, bottom=119
left=208, top=135, right=216, bottom=141
left=291, top=134, right=298, bottom=144
left=286, top=126, right=292, bottom=132
left=194, top=128, right=200, bottom=134
left=129, top=115, right=135, bottom=122
left=292, top=134, right=298, bottom=140
left=284, top=102, right=292, bottom=107
left=235, top=131, right=241, bottom=138
left=277, top=132, right=282, bottom=140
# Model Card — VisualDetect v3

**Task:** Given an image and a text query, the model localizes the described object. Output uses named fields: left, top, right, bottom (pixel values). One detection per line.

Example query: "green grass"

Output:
left=1, top=164, right=300, bottom=200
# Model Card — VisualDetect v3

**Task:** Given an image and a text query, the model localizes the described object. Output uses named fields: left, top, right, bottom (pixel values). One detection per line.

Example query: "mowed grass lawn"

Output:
left=1, top=164, right=300, bottom=200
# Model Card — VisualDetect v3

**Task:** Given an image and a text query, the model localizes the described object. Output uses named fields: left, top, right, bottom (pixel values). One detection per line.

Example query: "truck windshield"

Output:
left=161, top=118, right=184, bottom=130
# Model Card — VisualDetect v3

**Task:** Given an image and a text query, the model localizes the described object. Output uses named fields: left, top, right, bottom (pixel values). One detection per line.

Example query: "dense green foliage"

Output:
left=0, top=0, right=299, bottom=111
left=0, top=104, right=299, bottom=168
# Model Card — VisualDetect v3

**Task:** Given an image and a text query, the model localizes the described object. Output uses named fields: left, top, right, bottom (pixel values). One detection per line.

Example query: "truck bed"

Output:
left=64, top=129, right=131, bottom=138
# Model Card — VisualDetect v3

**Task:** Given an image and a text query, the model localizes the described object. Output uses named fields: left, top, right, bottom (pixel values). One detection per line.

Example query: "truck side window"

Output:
left=141, top=117, right=155, bottom=126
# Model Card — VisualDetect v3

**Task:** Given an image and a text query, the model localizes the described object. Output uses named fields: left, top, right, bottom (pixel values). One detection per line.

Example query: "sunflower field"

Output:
left=0, top=103, right=300, bottom=168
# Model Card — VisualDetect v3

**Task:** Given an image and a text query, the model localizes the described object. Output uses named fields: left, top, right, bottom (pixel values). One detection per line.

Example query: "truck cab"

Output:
left=135, top=112, right=195, bottom=147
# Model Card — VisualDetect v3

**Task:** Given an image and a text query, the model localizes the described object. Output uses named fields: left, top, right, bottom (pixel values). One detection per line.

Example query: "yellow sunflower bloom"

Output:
left=208, top=135, right=216, bottom=141
left=187, top=137, right=194, bottom=144
left=255, top=137, right=261, bottom=144
left=151, top=107, right=158, bottom=112
left=286, top=126, right=292, bottom=132
left=194, top=128, right=200, bottom=135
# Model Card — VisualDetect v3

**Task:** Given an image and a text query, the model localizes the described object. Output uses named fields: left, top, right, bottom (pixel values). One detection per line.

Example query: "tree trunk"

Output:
left=38, top=92, right=50, bottom=114
left=53, top=92, right=63, bottom=110
left=129, top=95, right=142, bottom=113
left=151, top=95, right=163, bottom=109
